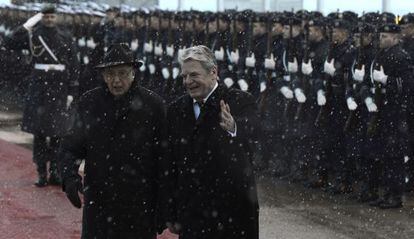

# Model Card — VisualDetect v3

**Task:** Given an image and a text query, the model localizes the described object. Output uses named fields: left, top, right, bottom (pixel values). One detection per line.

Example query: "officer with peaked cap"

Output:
left=4, top=4, right=79, bottom=187
left=367, top=23, right=413, bottom=209
left=319, top=16, right=356, bottom=194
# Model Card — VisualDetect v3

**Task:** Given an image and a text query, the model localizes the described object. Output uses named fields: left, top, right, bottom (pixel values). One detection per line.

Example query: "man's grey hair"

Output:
left=178, top=45, right=217, bottom=72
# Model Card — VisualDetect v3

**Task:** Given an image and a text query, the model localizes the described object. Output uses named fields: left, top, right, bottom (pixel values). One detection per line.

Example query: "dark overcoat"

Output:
left=166, top=83, right=260, bottom=239
left=371, top=45, right=413, bottom=158
left=59, top=82, right=166, bottom=239
left=5, top=24, right=79, bottom=136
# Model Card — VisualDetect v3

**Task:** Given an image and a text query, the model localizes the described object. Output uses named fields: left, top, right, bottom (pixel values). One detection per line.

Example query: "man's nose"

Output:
left=112, top=75, right=121, bottom=83
left=183, top=75, right=191, bottom=84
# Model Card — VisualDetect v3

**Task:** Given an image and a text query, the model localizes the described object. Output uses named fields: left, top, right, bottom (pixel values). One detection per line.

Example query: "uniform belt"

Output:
left=34, top=63, right=66, bottom=72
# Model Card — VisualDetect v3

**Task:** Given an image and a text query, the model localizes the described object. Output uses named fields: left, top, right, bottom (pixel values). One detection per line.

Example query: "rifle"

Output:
left=244, top=12, right=254, bottom=89
left=294, top=16, right=309, bottom=122
left=228, top=12, right=239, bottom=78
left=204, top=13, right=210, bottom=47
left=172, top=12, right=187, bottom=96
left=366, top=28, right=383, bottom=136
left=264, top=12, right=273, bottom=86
left=138, top=12, right=151, bottom=87
left=282, top=13, right=296, bottom=123
left=314, top=23, right=333, bottom=128
left=191, top=11, right=197, bottom=46
left=343, top=23, right=364, bottom=133
left=163, top=12, right=174, bottom=97
left=146, top=12, right=161, bottom=91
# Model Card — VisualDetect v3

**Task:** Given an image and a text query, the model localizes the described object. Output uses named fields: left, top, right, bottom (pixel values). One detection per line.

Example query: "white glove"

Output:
left=245, top=53, right=256, bottom=68
left=301, top=60, right=313, bottom=75
left=373, top=66, right=388, bottom=84
left=365, top=97, right=378, bottom=112
left=78, top=37, right=86, bottom=47
left=280, top=86, right=294, bottom=99
left=4, top=28, right=11, bottom=36
left=214, top=47, right=225, bottom=61
left=162, top=67, right=170, bottom=80
left=346, top=97, right=358, bottom=111
left=148, top=64, right=156, bottom=75
left=353, top=65, right=365, bottom=82
left=260, top=81, right=267, bottom=93
left=86, top=38, right=97, bottom=49
left=317, top=90, right=326, bottom=106
left=166, top=45, right=174, bottom=57
left=287, top=57, right=298, bottom=73
left=139, top=64, right=146, bottom=72
left=237, top=79, right=249, bottom=91
left=294, top=88, right=307, bottom=103
left=177, top=48, right=185, bottom=60
left=172, top=67, right=180, bottom=79
left=144, top=41, right=153, bottom=53
left=66, top=95, right=73, bottom=110
left=324, top=58, right=336, bottom=76
left=83, top=56, right=89, bottom=65
left=230, top=50, right=240, bottom=64
left=23, top=13, right=43, bottom=31
left=154, top=44, right=163, bottom=56
left=264, top=54, right=276, bottom=70
left=130, top=39, right=138, bottom=51
left=224, top=77, right=234, bottom=88
left=283, top=75, right=291, bottom=82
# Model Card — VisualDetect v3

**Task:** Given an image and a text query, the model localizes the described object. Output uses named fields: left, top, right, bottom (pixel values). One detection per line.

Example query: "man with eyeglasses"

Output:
left=59, top=43, right=168, bottom=238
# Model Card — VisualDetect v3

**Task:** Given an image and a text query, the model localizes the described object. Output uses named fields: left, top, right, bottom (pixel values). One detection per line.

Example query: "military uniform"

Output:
left=4, top=7, right=79, bottom=186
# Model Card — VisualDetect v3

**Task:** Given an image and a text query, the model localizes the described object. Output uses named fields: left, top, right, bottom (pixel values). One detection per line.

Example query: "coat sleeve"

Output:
left=230, top=91, right=262, bottom=146
left=156, top=100, right=178, bottom=233
left=58, top=101, right=87, bottom=191
left=3, top=26, right=30, bottom=50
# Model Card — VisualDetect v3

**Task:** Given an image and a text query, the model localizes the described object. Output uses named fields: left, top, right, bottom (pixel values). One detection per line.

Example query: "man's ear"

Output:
left=210, top=66, right=218, bottom=76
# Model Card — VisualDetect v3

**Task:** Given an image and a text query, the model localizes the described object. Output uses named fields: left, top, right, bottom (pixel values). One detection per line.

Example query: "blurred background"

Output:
left=2, top=0, right=414, bottom=15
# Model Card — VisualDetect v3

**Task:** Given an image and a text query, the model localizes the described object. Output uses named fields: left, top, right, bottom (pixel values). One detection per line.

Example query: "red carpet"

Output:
left=0, top=139, right=81, bottom=239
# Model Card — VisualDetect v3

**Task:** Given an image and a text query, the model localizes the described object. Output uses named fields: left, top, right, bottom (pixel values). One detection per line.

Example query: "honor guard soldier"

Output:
left=4, top=4, right=79, bottom=187
left=368, top=22, right=413, bottom=209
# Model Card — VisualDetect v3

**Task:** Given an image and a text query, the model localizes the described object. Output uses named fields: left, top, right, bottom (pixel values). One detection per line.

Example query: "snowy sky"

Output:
left=159, top=0, right=414, bottom=15
left=1, top=0, right=412, bottom=16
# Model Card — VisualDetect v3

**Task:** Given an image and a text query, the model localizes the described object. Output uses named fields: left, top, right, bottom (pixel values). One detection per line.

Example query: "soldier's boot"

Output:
left=379, top=196, right=403, bottom=209
left=369, top=193, right=389, bottom=207
left=34, top=162, right=48, bottom=187
left=48, top=138, right=62, bottom=186
left=304, top=168, right=328, bottom=189
left=48, top=172, right=61, bottom=186
left=327, top=180, right=353, bottom=195
left=48, top=161, right=61, bottom=186
left=404, top=176, right=414, bottom=192
left=35, top=174, right=48, bottom=187
left=357, top=191, right=379, bottom=203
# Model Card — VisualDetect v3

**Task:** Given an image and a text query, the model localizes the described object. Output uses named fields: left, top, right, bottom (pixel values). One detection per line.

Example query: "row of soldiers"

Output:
left=1, top=4, right=414, bottom=209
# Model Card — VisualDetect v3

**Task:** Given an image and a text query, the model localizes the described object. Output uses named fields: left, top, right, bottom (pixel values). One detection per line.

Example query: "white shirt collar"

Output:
left=193, top=81, right=219, bottom=104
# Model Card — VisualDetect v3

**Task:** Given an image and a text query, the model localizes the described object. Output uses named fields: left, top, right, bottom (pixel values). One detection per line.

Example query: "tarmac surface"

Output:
left=1, top=110, right=414, bottom=239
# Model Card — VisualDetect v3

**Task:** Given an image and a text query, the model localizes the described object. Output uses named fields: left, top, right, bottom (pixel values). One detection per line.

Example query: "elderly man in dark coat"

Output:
left=163, top=45, right=260, bottom=239
left=59, top=44, right=167, bottom=239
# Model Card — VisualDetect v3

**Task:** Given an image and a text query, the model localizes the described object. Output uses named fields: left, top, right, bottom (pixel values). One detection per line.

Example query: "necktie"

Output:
left=194, top=101, right=203, bottom=119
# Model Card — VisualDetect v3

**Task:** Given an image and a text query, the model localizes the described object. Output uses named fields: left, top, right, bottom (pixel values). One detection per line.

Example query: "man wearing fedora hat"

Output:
left=59, top=43, right=168, bottom=238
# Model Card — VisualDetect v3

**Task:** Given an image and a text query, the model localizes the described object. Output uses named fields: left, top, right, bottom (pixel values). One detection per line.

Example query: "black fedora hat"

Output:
left=95, top=43, right=143, bottom=69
